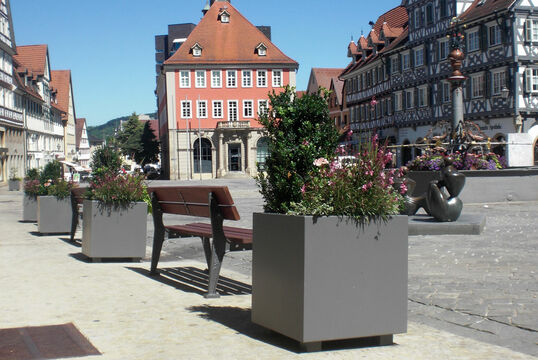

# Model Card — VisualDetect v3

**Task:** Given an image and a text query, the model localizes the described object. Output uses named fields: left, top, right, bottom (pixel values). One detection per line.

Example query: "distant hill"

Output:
left=87, top=112, right=157, bottom=141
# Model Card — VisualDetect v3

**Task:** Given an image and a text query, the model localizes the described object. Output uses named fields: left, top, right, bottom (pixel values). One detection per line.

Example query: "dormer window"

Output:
left=191, top=43, right=203, bottom=57
left=256, top=43, right=267, bottom=56
left=219, top=9, right=230, bottom=23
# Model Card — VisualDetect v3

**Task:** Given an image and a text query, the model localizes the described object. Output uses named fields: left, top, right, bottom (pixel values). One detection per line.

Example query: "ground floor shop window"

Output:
left=256, top=137, right=269, bottom=170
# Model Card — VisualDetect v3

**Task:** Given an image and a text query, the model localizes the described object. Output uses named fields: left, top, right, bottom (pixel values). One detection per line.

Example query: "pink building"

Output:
left=156, top=0, right=298, bottom=179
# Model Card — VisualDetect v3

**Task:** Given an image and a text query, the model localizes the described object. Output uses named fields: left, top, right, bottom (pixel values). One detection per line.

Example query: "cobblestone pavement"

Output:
left=147, top=178, right=538, bottom=357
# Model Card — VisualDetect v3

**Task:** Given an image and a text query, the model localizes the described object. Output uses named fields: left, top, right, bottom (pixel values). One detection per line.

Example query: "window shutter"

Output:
left=506, top=68, right=512, bottom=95
left=501, top=18, right=509, bottom=44
left=466, top=78, right=472, bottom=100
left=428, top=85, right=433, bottom=106
left=436, top=41, right=440, bottom=62
left=525, top=68, right=532, bottom=93
left=386, top=58, right=391, bottom=76
left=485, top=71, right=491, bottom=98
left=525, top=19, right=532, bottom=42
left=402, top=92, right=407, bottom=109
left=414, top=88, right=419, bottom=107
left=480, top=25, right=488, bottom=51
left=424, top=44, right=429, bottom=65
left=398, top=54, right=402, bottom=72
left=410, top=50, right=415, bottom=68
left=391, top=93, right=396, bottom=112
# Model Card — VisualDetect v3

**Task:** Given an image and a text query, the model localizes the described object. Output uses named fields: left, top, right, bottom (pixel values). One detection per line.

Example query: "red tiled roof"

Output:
left=164, top=1, right=297, bottom=67
left=380, top=28, right=409, bottom=54
left=331, top=77, right=345, bottom=105
left=460, top=0, right=516, bottom=23
left=50, top=70, right=71, bottom=117
left=358, top=36, right=370, bottom=50
left=13, top=65, right=43, bottom=101
left=348, top=41, right=359, bottom=56
left=76, top=118, right=86, bottom=148
left=381, top=22, right=404, bottom=39
left=13, top=45, right=48, bottom=77
left=311, top=68, right=344, bottom=91
left=372, top=6, right=407, bottom=34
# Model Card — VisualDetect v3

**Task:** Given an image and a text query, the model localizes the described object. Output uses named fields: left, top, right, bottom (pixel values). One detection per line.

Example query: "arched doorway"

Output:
left=256, top=137, right=269, bottom=171
left=402, top=140, right=412, bottom=166
left=193, top=138, right=212, bottom=173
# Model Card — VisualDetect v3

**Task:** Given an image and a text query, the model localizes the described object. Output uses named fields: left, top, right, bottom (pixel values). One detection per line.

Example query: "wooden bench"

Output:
left=149, top=186, right=252, bottom=298
left=70, top=187, right=87, bottom=242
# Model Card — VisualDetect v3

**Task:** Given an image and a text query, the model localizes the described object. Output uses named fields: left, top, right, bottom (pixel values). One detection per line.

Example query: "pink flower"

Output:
left=300, top=184, right=306, bottom=194
left=302, top=140, right=310, bottom=146
left=361, top=184, right=368, bottom=192
left=313, top=158, right=329, bottom=167
left=399, top=182, right=408, bottom=194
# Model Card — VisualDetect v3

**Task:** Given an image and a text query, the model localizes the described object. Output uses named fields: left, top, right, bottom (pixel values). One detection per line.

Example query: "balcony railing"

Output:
left=0, top=106, right=23, bottom=124
left=216, top=121, right=250, bottom=129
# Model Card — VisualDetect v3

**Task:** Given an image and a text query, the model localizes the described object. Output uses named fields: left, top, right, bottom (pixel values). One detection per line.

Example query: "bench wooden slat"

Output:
left=166, top=222, right=252, bottom=245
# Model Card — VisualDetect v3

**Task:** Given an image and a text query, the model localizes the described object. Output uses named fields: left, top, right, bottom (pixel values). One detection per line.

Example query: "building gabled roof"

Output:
left=371, top=6, right=407, bottom=34
left=310, top=68, right=344, bottom=91
left=459, top=0, right=516, bottom=23
left=358, top=36, right=371, bottom=50
left=379, top=27, right=409, bottom=54
left=164, top=1, right=297, bottom=67
left=381, top=22, right=404, bottom=39
left=13, top=64, right=43, bottom=101
left=13, top=45, right=48, bottom=77
left=76, top=118, right=86, bottom=148
left=330, top=77, right=345, bottom=105
left=50, top=70, right=72, bottom=119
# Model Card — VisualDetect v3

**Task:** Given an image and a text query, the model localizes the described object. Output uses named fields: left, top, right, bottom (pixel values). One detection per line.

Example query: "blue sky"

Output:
left=11, top=0, right=400, bottom=126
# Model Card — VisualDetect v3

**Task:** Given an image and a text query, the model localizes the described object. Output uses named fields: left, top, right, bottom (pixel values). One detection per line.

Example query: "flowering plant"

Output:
left=46, top=178, right=76, bottom=200
left=24, top=179, right=47, bottom=198
left=289, top=135, right=405, bottom=220
left=85, top=172, right=150, bottom=212
left=406, top=150, right=506, bottom=171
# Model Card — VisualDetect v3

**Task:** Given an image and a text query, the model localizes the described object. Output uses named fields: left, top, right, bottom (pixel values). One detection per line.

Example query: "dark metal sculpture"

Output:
left=401, top=158, right=465, bottom=222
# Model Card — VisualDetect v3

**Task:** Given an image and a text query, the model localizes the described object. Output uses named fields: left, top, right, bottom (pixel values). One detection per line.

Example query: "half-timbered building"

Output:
left=342, top=0, right=538, bottom=166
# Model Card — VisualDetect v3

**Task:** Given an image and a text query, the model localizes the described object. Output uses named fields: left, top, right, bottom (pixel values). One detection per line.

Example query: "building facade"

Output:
left=341, top=0, right=538, bottom=166
left=75, top=118, right=90, bottom=168
left=50, top=70, right=77, bottom=162
left=156, top=0, right=298, bottom=179
left=0, top=0, right=24, bottom=185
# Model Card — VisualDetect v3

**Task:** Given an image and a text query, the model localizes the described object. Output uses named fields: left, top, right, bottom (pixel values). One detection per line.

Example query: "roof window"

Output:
left=191, top=43, right=203, bottom=57
left=256, top=43, right=267, bottom=56
left=219, top=9, right=230, bottom=23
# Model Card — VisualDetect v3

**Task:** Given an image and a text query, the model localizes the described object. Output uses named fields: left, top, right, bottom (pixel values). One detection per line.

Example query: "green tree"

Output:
left=90, top=146, right=123, bottom=178
left=256, top=86, right=340, bottom=214
left=117, top=113, right=143, bottom=160
left=134, top=121, right=160, bottom=166
left=40, top=160, right=62, bottom=183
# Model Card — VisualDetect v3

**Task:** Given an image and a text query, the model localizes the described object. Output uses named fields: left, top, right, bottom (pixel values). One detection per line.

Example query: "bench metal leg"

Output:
left=150, top=194, right=165, bottom=275
left=201, top=237, right=211, bottom=271
left=205, top=234, right=226, bottom=299
left=70, top=197, right=79, bottom=242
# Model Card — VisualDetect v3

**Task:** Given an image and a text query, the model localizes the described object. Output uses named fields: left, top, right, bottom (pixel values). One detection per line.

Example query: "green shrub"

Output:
left=40, top=160, right=62, bottom=183
left=90, top=147, right=123, bottom=178
left=255, top=87, right=340, bottom=214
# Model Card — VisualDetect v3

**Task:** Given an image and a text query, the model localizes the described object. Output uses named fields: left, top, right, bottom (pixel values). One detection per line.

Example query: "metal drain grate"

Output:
left=0, top=323, right=100, bottom=359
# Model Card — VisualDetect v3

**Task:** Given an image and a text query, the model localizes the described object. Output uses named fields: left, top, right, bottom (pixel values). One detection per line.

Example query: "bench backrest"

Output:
left=149, top=186, right=240, bottom=221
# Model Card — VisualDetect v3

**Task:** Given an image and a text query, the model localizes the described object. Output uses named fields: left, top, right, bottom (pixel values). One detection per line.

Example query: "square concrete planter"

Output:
left=22, top=195, right=38, bottom=222
left=252, top=213, right=408, bottom=350
left=81, top=200, right=147, bottom=261
left=37, top=196, right=72, bottom=234
left=8, top=179, right=21, bottom=191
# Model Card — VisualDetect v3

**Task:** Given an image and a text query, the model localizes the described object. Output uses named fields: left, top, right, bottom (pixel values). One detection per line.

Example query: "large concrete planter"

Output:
left=22, top=195, right=38, bottom=222
left=8, top=179, right=21, bottom=191
left=37, top=196, right=71, bottom=234
left=81, top=200, right=147, bottom=261
left=251, top=213, right=408, bottom=350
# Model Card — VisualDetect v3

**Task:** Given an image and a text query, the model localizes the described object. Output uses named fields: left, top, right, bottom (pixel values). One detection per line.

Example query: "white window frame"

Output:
left=467, top=30, right=480, bottom=52
left=181, top=100, right=192, bottom=119
left=212, top=100, right=223, bottom=118
left=418, top=86, right=427, bottom=107
left=439, top=39, right=449, bottom=60
left=195, top=70, right=206, bottom=88
left=180, top=70, right=191, bottom=88
left=243, top=100, right=254, bottom=118
left=228, top=100, right=238, bottom=122
left=226, top=70, right=237, bottom=88
left=525, top=19, right=538, bottom=42
left=257, top=70, right=267, bottom=87
left=211, top=70, right=222, bottom=88
left=489, top=24, right=501, bottom=47
left=415, top=47, right=424, bottom=67
left=258, top=100, right=269, bottom=116
left=525, top=68, right=538, bottom=93
left=402, top=52, right=411, bottom=70
left=242, top=70, right=252, bottom=88
left=442, top=82, right=451, bottom=103
left=272, top=69, right=282, bottom=87
left=395, top=92, right=402, bottom=111
left=492, top=70, right=506, bottom=96
left=391, top=57, right=399, bottom=73
left=196, top=100, right=208, bottom=118
left=405, top=89, right=414, bottom=109
left=472, top=74, right=485, bottom=98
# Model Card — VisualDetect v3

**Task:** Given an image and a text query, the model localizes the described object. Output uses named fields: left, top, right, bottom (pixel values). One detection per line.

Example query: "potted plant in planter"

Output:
left=81, top=168, right=150, bottom=262
left=252, top=87, right=408, bottom=351
left=37, top=177, right=76, bottom=234
left=8, top=167, right=21, bottom=191
left=22, top=169, right=44, bottom=222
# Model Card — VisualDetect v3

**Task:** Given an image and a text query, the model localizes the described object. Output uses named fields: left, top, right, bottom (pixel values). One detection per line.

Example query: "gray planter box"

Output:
left=22, top=195, right=38, bottom=222
left=37, top=196, right=72, bottom=234
left=252, top=213, right=408, bottom=350
left=8, top=179, right=21, bottom=191
left=81, top=200, right=147, bottom=261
